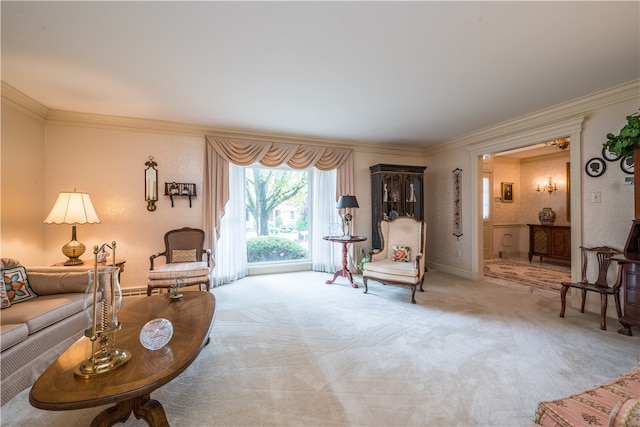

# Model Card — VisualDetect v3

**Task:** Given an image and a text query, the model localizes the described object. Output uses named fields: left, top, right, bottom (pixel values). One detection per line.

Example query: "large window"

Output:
left=245, top=166, right=310, bottom=263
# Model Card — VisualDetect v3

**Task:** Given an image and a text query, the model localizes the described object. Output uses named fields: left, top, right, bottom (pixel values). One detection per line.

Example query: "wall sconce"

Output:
left=145, top=156, right=158, bottom=211
left=537, top=177, right=558, bottom=194
left=336, top=195, right=359, bottom=237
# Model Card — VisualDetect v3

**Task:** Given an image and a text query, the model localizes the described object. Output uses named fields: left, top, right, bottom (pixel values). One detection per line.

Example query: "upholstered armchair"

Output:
left=147, top=227, right=212, bottom=296
left=363, top=217, right=427, bottom=303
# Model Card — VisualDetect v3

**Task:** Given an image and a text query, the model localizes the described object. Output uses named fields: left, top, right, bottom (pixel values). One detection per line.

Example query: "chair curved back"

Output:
left=364, top=217, right=427, bottom=303
left=164, top=227, right=207, bottom=264
left=375, top=217, right=426, bottom=276
left=579, top=245, right=623, bottom=288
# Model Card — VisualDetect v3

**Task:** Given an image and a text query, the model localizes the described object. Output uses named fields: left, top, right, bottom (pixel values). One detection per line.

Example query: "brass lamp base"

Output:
left=74, top=348, right=131, bottom=379
left=62, top=225, right=85, bottom=265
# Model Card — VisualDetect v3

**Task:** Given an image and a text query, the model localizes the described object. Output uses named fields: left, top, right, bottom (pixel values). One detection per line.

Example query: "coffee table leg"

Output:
left=91, top=399, right=134, bottom=427
left=91, top=394, right=169, bottom=427
left=133, top=394, right=170, bottom=427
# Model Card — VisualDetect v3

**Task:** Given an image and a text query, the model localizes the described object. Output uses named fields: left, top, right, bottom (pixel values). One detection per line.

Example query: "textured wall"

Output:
left=1, top=102, right=46, bottom=265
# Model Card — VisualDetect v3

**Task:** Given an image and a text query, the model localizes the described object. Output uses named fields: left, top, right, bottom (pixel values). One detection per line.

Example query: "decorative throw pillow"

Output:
left=392, top=246, right=410, bottom=262
left=0, top=274, right=10, bottom=309
left=2, top=266, right=37, bottom=304
left=171, top=249, right=197, bottom=263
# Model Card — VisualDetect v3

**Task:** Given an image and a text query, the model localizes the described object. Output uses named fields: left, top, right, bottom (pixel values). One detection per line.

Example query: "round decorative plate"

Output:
left=140, top=318, right=173, bottom=350
left=585, top=157, right=606, bottom=177
left=602, top=147, right=622, bottom=162
left=620, top=156, right=634, bottom=174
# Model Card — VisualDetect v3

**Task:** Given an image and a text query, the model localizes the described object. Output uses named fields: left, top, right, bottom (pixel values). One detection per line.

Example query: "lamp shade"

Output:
left=44, top=191, right=101, bottom=224
left=336, top=195, right=359, bottom=209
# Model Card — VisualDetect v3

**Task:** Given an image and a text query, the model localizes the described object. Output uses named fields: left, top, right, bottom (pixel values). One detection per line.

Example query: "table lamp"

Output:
left=336, top=195, right=359, bottom=237
left=43, top=190, right=100, bottom=265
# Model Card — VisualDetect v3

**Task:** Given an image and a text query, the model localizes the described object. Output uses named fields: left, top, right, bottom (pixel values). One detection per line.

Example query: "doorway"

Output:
left=467, top=116, right=584, bottom=284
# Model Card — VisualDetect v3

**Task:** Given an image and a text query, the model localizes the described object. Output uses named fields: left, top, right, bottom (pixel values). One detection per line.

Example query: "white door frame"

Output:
left=467, top=116, right=584, bottom=281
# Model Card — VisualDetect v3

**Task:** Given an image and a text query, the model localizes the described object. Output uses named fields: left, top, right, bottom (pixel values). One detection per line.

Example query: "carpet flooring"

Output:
left=483, top=258, right=571, bottom=293
left=1, top=270, right=638, bottom=427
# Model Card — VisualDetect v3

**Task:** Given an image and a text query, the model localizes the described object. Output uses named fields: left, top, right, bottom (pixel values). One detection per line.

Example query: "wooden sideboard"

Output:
left=527, top=224, right=571, bottom=263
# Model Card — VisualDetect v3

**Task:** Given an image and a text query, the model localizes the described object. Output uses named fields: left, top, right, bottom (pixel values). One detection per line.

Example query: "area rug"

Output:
left=484, top=258, right=571, bottom=293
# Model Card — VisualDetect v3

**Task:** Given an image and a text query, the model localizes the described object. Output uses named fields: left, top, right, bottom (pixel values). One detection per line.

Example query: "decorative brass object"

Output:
left=145, top=156, right=158, bottom=211
left=537, top=177, right=558, bottom=194
left=74, top=242, right=131, bottom=379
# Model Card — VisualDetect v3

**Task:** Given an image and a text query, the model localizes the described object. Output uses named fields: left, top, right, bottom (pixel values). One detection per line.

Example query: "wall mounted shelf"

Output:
left=164, top=182, right=196, bottom=208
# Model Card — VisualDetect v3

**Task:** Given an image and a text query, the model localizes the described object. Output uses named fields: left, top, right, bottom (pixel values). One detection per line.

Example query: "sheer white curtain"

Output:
left=310, top=168, right=341, bottom=273
left=212, top=163, right=248, bottom=286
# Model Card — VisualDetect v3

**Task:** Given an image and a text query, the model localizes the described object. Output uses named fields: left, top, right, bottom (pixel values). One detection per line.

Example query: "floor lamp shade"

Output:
left=44, top=191, right=101, bottom=265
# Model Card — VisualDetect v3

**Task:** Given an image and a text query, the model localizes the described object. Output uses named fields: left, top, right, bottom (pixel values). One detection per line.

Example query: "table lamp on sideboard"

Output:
left=43, top=190, right=101, bottom=265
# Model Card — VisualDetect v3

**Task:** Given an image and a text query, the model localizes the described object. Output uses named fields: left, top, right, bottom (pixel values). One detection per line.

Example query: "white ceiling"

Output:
left=2, top=1, right=639, bottom=146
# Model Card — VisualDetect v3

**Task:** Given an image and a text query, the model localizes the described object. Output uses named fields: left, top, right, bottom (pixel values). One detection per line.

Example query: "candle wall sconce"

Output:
left=145, top=156, right=158, bottom=211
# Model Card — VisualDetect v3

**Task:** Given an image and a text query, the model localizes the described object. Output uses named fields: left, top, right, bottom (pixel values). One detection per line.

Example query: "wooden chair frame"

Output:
left=560, top=245, right=623, bottom=330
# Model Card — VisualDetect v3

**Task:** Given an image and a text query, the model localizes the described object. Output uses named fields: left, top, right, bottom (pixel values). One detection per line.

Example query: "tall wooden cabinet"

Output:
left=612, top=220, right=640, bottom=336
left=370, top=164, right=426, bottom=249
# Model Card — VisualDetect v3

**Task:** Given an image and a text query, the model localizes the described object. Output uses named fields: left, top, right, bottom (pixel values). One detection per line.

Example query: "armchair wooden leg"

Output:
left=410, top=285, right=417, bottom=304
left=363, top=277, right=369, bottom=294
left=580, top=289, right=587, bottom=313
left=600, top=294, right=608, bottom=330
left=560, top=285, right=569, bottom=318
left=146, top=286, right=152, bottom=297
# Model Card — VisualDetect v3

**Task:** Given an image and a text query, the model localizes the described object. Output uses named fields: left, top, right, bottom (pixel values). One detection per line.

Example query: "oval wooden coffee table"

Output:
left=29, top=291, right=215, bottom=427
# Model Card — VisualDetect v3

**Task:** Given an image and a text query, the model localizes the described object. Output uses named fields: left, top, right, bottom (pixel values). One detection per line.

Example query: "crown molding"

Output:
left=2, top=81, right=423, bottom=156
left=1, top=81, right=49, bottom=120
left=424, top=78, right=640, bottom=156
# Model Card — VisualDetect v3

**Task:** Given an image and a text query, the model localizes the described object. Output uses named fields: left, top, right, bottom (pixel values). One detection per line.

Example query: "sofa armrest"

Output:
left=25, top=267, right=90, bottom=295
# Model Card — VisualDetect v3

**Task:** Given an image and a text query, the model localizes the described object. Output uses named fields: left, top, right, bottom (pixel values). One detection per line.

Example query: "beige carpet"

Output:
left=1, top=270, right=639, bottom=427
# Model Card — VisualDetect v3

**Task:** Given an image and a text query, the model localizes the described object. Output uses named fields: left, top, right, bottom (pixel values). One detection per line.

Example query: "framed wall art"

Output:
left=621, top=156, right=634, bottom=175
left=453, top=168, right=463, bottom=240
left=585, top=157, right=606, bottom=177
left=602, top=146, right=623, bottom=162
left=501, top=182, right=514, bottom=203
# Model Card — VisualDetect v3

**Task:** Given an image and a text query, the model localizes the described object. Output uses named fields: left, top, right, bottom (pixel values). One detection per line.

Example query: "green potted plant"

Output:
left=603, top=109, right=640, bottom=158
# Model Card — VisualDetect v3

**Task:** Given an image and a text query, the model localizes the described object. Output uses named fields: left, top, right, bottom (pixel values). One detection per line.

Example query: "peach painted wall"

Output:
left=1, top=102, right=46, bottom=265
left=2, top=102, right=424, bottom=289
left=520, top=153, right=571, bottom=226
left=42, top=124, right=205, bottom=289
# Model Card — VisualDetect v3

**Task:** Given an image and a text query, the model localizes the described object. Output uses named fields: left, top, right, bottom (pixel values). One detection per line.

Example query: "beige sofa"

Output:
left=1, top=259, right=91, bottom=405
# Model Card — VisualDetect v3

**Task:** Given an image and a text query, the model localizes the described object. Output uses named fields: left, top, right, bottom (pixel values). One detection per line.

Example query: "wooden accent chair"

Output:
left=560, top=245, right=623, bottom=330
left=147, top=227, right=212, bottom=296
left=363, top=217, right=427, bottom=303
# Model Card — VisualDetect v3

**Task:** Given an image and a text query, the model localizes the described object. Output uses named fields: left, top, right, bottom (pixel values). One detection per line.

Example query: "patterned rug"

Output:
left=483, top=258, right=571, bottom=292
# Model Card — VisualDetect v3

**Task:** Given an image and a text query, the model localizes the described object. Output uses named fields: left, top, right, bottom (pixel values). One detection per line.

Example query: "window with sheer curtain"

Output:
left=203, top=135, right=354, bottom=286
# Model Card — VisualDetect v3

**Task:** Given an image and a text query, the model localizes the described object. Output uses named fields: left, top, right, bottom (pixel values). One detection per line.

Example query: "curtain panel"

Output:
left=203, top=135, right=355, bottom=268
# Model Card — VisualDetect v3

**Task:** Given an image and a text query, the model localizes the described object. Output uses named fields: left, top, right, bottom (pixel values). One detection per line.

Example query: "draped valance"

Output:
left=205, top=136, right=352, bottom=171
left=202, top=135, right=355, bottom=265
